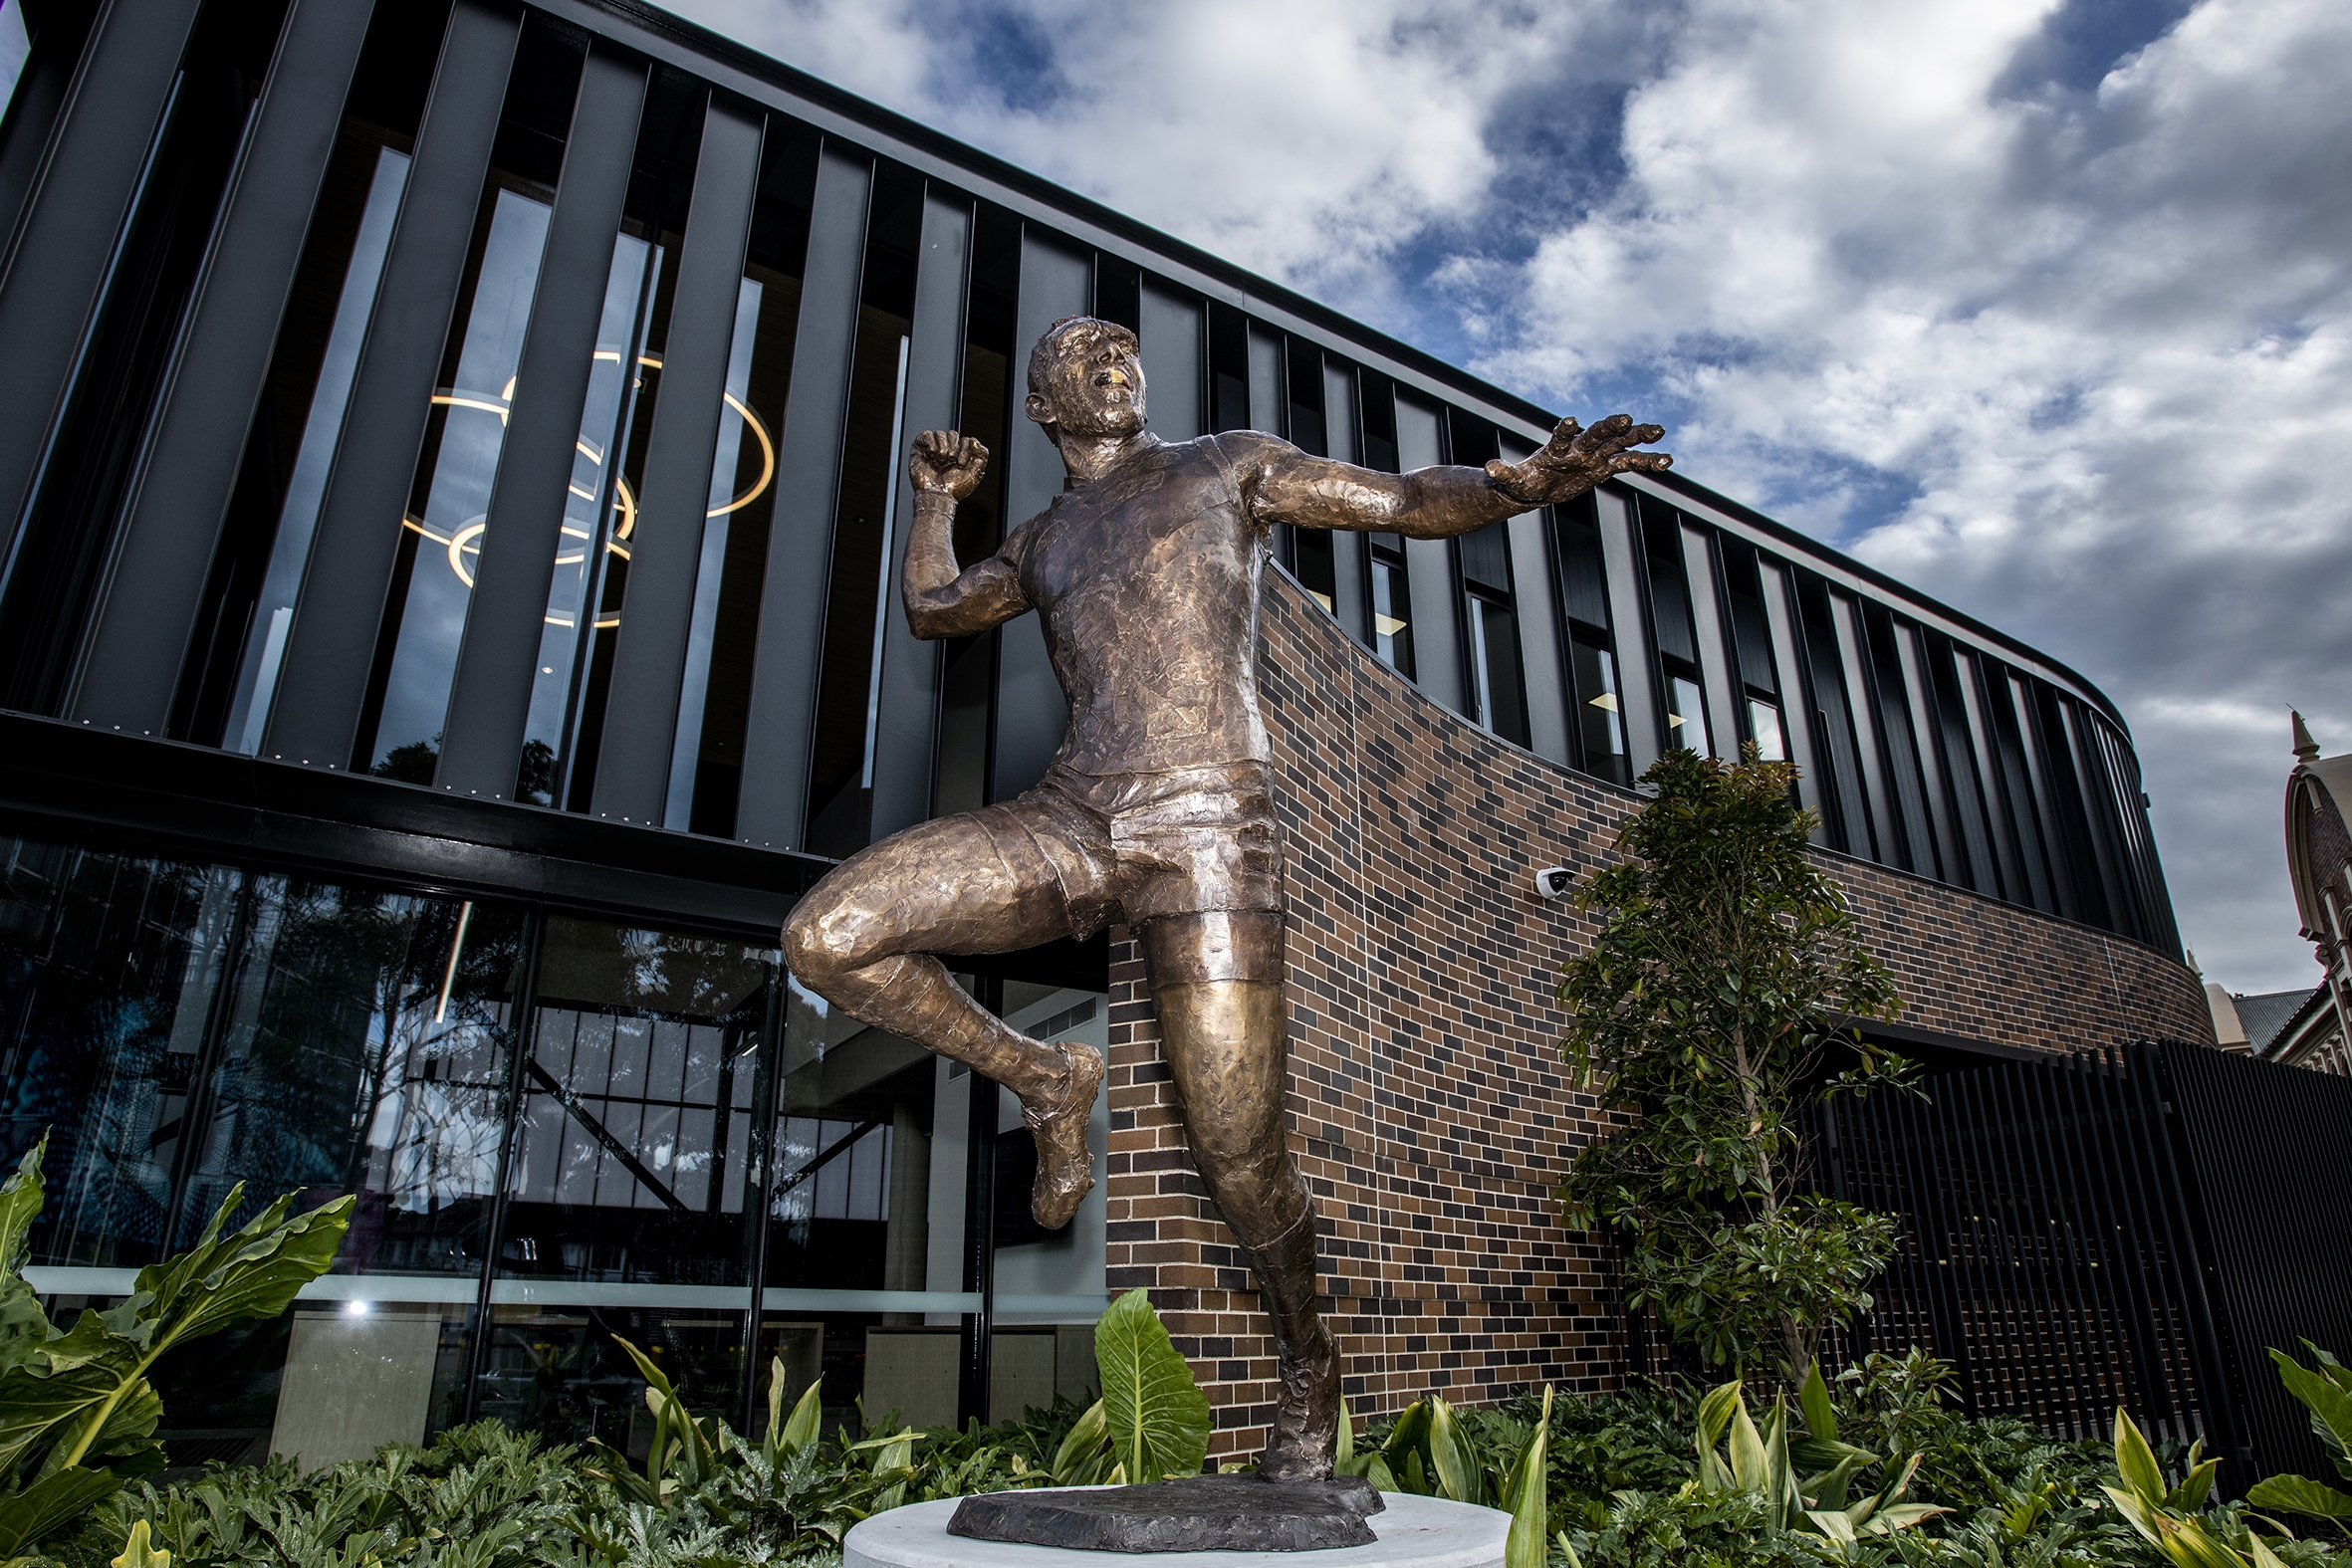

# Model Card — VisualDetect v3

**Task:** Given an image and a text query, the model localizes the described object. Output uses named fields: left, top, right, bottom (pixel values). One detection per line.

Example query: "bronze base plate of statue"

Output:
left=783, top=316, right=1667, bottom=1486
left=948, top=1474, right=1384, bottom=1553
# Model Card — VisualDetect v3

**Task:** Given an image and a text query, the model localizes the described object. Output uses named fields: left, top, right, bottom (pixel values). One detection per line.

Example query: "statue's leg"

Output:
left=1142, top=910, right=1338, bottom=1483
left=783, top=807, right=1106, bottom=1228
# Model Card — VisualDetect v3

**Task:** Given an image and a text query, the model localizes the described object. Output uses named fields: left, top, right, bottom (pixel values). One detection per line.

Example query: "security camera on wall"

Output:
left=1533, top=867, right=1574, bottom=901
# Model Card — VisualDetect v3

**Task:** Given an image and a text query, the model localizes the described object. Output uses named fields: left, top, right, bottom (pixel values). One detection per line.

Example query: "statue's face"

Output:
left=1027, top=321, right=1146, bottom=438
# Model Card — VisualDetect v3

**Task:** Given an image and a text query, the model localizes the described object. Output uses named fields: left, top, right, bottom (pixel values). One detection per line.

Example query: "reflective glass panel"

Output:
left=1370, top=553, right=1414, bottom=678
left=218, top=142, right=412, bottom=754
left=1468, top=594, right=1528, bottom=747
left=0, top=837, right=524, bottom=1466
left=1749, top=699, right=1786, bottom=763
left=364, top=183, right=554, bottom=779
left=0, top=843, right=234, bottom=1267
left=762, top=971, right=941, bottom=1435
left=1571, top=639, right=1630, bottom=786
left=517, top=232, right=665, bottom=801
left=660, top=148, right=812, bottom=832
left=805, top=165, right=922, bottom=857
left=984, top=983, right=1108, bottom=1425
left=483, top=918, right=773, bottom=1448
left=1667, top=673, right=1709, bottom=755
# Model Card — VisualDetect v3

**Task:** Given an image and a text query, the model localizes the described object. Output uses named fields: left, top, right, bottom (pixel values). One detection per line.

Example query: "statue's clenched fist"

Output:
left=910, top=429, right=990, bottom=500
left=1485, top=412, right=1671, bottom=507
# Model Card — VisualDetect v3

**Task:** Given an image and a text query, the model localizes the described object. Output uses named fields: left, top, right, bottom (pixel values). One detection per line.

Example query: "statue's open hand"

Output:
left=1485, top=413, right=1670, bottom=506
left=911, top=429, right=989, bottom=500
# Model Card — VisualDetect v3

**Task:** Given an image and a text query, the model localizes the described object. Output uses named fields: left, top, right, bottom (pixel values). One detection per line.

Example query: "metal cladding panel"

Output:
left=590, top=98, right=764, bottom=824
left=1894, top=619, right=1962, bottom=884
left=1593, top=488, right=1658, bottom=776
left=1828, top=589, right=1893, bottom=864
left=1681, top=524, right=1739, bottom=762
left=1393, top=393, right=1462, bottom=717
left=1137, top=278, right=1201, bottom=442
left=263, top=0, right=522, bottom=770
left=734, top=141, right=868, bottom=849
left=1756, top=560, right=1821, bottom=819
left=438, top=45, right=649, bottom=798
left=867, top=186, right=971, bottom=841
left=0, top=0, right=207, bottom=575
left=70, top=0, right=379, bottom=734
left=1319, top=359, right=1367, bottom=645
left=1245, top=324, right=1281, bottom=436
left=988, top=228, right=1087, bottom=803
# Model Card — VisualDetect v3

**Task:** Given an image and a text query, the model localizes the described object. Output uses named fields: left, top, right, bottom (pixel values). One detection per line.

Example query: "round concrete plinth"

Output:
left=843, top=1491, right=1508, bottom=1566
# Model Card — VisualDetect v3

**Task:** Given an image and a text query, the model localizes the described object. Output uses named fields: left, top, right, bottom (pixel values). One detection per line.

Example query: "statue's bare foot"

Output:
left=1025, top=1041, right=1103, bottom=1230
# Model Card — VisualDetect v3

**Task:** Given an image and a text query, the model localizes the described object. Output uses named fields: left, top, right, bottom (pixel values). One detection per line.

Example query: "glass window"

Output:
left=1667, top=672, right=1709, bottom=755
left=1467, top=592, right=1528, bottom=748
left=1370, top=545, right=1413, bottom=678
left=655, top=128, right=819, bottom=833
left=762, top=966, right=945, bottom=1436
left=0, top=6, right=29, bottom=121
left=804, top=164, right=923, bottom=858
left=0, top=836, right=526, bottom=1467
left=0, top=844, right=236, bottom=1269
left=985, top=982, right=1109, bottom=1425
left=173, top=879, right=526, bottom=1467
left=1291, top=532, right=1337, bottom=615
left=351, top=29, right=585, bottom=781
left=192, top=6, right=452, bottom=750
left=1570, top=637, right=1630, bottom=786
left=1748, top=699, right=1786, bottom=763
left=0, top=834, right=1096, bottom=1458
left=482, top=917, right=773, bottom=1449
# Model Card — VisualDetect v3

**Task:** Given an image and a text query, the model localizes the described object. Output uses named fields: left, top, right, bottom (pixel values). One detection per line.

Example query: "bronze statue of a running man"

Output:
left=784, top=317, right=1668, bottom=1479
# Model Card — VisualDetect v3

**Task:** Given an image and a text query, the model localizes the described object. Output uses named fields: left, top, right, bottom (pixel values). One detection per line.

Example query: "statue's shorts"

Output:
left=972, top=761, right=1284, bottom=936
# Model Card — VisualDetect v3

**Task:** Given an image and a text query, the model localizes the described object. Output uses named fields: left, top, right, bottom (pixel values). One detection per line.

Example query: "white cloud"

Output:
left=669, top=0, right=2352, bottom=995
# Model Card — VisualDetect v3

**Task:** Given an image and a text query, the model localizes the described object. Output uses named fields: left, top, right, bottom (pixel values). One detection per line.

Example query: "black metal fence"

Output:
left=1814, top=1041, right=2352, bottom=1490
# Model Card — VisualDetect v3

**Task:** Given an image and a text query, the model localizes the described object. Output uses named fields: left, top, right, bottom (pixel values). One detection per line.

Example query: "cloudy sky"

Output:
left=672, top=0, right=2347, bottom=992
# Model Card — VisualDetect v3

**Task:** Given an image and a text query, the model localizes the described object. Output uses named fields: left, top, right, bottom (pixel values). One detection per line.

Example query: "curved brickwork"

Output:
left=1101, top=570, right=2213, bottom=1463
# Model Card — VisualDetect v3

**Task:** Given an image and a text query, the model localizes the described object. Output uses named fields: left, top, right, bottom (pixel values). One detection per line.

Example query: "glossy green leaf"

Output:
left=107, top=1517, right=169, bottom=1568
left=0, top=1467, right=118, bottom=1558
left=2246, top=1473, right=2352, bottom=1521
left=1861, top=1502, right=1953, bottom=1536
left=1799, top=1361, right=1838, bottom=1442
left=1052, top=1399, right=1109, bottom=1486
left=0, top=1141, right=51, bottom=1378
left=776, top=1368, right=824, bottom=1458
left=2113, top=1408, right=2168, bottom=1503
left=1427, top=1395, right=1481, bottom=1504
left=1503, top=1387, right=1552, bottom=1568
left=1383, top=1400, right=1431, bottom=1470
left=2271, top=1349, right=2352, bottom=1460
left=2169, top=1449, right=2222, bottom=1513
left=1094, top=1289, right=1209, bottom=1484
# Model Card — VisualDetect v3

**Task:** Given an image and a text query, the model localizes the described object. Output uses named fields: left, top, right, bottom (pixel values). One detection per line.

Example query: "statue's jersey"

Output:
left=999, top=433, right=1270, bottom=778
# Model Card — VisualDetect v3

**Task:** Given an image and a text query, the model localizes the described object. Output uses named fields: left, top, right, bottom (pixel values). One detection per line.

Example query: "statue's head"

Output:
left=1025, top=317, right=1145, bottom=442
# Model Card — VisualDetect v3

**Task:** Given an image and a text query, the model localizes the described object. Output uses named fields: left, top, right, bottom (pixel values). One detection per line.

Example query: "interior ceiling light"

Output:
left=402, top=350, right=775, bottom=613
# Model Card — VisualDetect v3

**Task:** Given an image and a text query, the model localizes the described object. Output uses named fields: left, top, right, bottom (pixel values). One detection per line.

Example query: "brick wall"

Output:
left=1101, top=571, right=2214, bottom=1463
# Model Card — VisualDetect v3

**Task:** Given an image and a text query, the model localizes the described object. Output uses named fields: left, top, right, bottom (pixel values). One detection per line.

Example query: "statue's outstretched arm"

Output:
left=902, top=430, right=1032, bottom=639
left=1238, top=414, right=1670, bottom=539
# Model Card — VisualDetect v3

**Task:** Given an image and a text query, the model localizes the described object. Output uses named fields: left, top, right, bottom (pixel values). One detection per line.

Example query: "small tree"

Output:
left=1556, top=748, right=1911, bottom=1386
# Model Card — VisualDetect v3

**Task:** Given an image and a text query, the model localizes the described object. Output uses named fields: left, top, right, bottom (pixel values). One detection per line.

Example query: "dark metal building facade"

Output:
left=0, top=0, right=2183, bottom=1464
